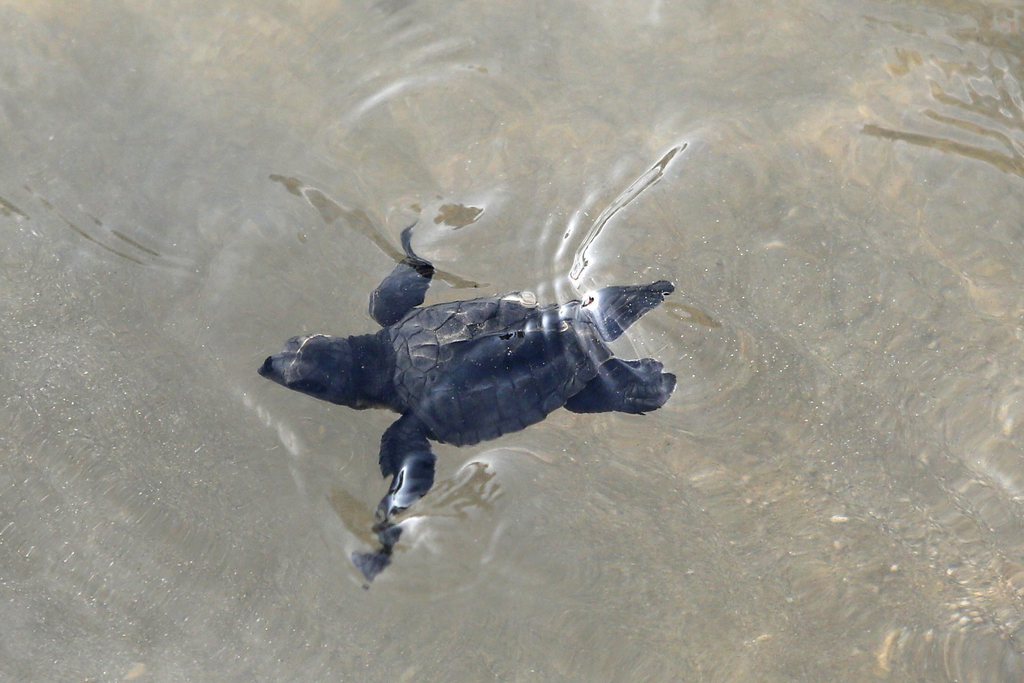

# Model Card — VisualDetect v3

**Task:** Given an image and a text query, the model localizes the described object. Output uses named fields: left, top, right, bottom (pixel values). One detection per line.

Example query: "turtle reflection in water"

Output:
left=259, top=227, right=676, bottom=581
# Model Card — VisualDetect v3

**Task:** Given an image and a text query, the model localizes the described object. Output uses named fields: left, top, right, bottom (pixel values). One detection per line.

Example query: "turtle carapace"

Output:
left=259, top=226, right=676, bottom=581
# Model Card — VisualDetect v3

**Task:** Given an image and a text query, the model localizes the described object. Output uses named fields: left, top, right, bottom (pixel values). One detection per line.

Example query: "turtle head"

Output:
left=259, top=334, right=359, bottom=406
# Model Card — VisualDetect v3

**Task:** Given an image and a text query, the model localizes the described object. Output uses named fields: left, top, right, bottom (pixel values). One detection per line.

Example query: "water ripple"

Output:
left=863, top=4, right=1024, bottom=178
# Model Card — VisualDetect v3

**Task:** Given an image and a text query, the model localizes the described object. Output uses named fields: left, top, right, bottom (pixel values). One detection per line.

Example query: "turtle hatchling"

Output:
left=259, top=226, right=676, bottom=581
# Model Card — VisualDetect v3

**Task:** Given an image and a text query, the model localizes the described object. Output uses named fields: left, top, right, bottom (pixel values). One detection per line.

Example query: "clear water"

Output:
left=2, top=1, right=1024, bottom=680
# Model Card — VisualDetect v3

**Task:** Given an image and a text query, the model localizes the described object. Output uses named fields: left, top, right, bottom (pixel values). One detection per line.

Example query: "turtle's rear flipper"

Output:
left=584, top=281, right=674, bottom=341
left=368, top=225, right=435, bottom=326
left=565, top=358, right=676, bottom=414
left=354, top=414, right=437, bottom=583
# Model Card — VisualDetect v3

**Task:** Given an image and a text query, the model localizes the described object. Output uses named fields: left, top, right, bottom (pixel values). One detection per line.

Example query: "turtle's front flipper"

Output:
left=351, top=413, right=437, bottom=582
left=583, top=280, right=674, bottom=341
left=565, top=358, right=676, bottom=414
left=368, top=225, right=435, bottom=326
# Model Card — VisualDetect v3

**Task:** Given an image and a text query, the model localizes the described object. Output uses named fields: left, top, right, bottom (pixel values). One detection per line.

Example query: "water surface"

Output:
left=2, top=0, right=1024, bottom=680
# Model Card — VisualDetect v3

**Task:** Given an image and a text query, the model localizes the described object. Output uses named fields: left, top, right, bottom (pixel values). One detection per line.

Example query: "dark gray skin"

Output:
left=259, top=227, right=676, bottom=581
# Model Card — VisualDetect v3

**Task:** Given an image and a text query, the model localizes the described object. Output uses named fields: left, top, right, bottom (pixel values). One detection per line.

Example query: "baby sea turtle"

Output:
left=259, top=227, right=676, bottom=581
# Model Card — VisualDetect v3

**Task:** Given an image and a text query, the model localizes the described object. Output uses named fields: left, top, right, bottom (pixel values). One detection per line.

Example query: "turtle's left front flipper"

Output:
left=351, top=413, right=437, bottom=582
left=368, top=225, right=435, bottom=326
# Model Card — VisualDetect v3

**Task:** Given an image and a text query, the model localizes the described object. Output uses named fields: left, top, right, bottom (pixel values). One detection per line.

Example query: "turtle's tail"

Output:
left=583, top=281, right=674, bottom=342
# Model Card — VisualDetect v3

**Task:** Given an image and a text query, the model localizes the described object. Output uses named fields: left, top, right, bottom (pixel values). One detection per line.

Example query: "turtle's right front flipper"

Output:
left=368, top=225, right=435, bottom=326
left=351, top=413, right=437, bottom=582
left=583, top=280, right=674, bottom=341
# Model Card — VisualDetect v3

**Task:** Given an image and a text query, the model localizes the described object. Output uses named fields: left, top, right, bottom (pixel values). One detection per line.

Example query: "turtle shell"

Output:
left=388, top=293, right=610, bottom=445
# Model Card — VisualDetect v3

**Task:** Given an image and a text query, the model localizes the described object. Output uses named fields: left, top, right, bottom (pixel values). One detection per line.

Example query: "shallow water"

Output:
left=3, top=0, right=1024, bottom=680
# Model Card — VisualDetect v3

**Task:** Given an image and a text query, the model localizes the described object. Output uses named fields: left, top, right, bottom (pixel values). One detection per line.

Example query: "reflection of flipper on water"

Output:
left=269, top=174, right=482, bottom=289
left=663, top=301, right=720, bottom=328
left=327, top=487, right=378, bottom=548
left=351, top=523, right=403, bottom=583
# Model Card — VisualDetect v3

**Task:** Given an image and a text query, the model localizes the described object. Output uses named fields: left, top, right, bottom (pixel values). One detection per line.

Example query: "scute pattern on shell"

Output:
left=389, top=293, right=610, bottom=445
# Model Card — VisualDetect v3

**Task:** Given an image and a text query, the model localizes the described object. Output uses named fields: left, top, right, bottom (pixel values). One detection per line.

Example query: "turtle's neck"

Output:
left=348, top=331, right=398, bottom=410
